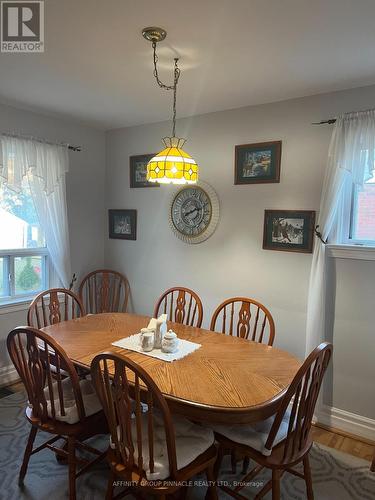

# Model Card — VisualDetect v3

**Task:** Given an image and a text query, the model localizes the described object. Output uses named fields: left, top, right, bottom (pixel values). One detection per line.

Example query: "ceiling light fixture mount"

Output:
left=142, top=26, right=199, bottom=185
left=142, top=27, right=167, bottom=43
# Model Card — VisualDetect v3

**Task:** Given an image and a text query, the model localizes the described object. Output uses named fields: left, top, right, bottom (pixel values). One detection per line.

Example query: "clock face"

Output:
left=171, top=187, right=212, bottom=237
left=169, top=182, right=220, bottom=244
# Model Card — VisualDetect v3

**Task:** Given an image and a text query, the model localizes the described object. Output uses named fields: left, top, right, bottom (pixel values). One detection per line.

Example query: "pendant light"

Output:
left=142, top=27, right=199, bottom=185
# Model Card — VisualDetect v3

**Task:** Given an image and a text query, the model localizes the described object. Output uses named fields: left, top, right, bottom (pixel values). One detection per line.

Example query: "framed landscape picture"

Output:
left=263, top=210, right=316, bottom=253
left=130, top=154, right=158, bottom=188
left=108, top=209, right=137, bottom=240
left=235, top=141, right=281, bottom=184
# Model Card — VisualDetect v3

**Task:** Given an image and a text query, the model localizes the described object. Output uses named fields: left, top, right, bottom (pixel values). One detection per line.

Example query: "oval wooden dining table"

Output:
left=41, top=312, right=301, bottom=424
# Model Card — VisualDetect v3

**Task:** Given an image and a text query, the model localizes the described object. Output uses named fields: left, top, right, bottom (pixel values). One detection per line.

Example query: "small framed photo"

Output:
left=130, top=154, right=159, bottom=188
left=263, top=210, right=316, bottom=253
left=108, top=209, right=137, bottom=240
left=235, top=141, right=281, bottom=184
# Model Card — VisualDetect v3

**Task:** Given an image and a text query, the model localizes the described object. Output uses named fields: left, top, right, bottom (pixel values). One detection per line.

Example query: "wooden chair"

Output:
left=78, top=269, right=130, bottom=314
left=212, top=342, right=333, bottom=499
left=153, top=286, right=203, bottom=327
left=90, top=351, right=218, bottom=499
left=210, top=297, right=275, bottom=473
left=210, top=297, right=275, bottom=346
left=27, top=288, right=84, bottom=328
left=7, top=326, right=108, bottom=500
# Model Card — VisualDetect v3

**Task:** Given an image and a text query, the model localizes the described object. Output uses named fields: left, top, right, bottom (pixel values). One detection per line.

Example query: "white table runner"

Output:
left=112, top=333, right=201, bottom=362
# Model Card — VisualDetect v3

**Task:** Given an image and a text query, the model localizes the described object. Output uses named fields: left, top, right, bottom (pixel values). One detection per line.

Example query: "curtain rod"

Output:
left=312, top=119, right=337, bottom=125
left=313, top=108, right=375, bottom=126
left=1, top=132, right=81, bottom=151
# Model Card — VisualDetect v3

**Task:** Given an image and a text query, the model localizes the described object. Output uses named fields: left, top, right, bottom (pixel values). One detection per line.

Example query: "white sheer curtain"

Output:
left=0, top=135, right=72, bottom=287
left=305, top=110, right=375, bottom=354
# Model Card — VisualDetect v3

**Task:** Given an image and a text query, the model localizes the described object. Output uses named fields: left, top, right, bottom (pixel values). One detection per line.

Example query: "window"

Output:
left=0, top=180, right=48, bottom=304
left=350, top=170, right=375, bottom=245
left=349, top=172, right=375, bottom=245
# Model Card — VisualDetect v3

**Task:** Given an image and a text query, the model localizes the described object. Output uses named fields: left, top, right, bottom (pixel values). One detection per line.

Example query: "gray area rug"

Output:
left=0, top=392, right=374, bottom=499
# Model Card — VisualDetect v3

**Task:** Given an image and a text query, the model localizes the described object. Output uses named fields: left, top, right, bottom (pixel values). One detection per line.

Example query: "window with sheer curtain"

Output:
left=0, top=136, right=71, bottom=305
left=327, top=122, right=375, bottom=247
left=0, top=178, right=48, bottom=302
left=306, top=109, right=375, bottom=355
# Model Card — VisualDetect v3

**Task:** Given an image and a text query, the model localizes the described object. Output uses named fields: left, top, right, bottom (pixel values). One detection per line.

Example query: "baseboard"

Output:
left=0, top=364, right=19, bottom=388
left=316, top=404, right=375, bottom=442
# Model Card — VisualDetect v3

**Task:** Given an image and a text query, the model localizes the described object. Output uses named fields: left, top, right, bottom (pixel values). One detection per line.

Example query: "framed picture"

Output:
left=130, top=154, right=158, bottom=188
left=263, top=210, right=316, bottom=253
left=108, top=209, right=137, bottom=240
left=235, top=141, right=281, bottom=184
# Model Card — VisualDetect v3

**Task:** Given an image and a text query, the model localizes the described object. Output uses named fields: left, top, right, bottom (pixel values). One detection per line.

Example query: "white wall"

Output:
left=106, top=85, right=375, bottom=421
left=0, top=102, right=106, bottom=371
left=331, top=257, right=375, bottom=419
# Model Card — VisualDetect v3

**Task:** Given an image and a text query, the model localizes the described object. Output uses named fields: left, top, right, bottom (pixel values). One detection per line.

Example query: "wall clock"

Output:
left=169, top=181, right=220, bottom=244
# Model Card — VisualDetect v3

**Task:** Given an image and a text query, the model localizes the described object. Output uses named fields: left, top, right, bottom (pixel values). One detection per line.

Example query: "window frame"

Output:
left=347, top=182, right=375, bottom=247
left=0, top=247, right=49, bottom=305
left=328, top=175, right=375, bottom=260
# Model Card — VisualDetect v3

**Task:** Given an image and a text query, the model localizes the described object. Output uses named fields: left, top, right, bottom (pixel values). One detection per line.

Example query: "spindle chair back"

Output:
left=266, top=341, right=332, bottom=462
left=7, top=326, right=85, bottom=423
left=79, top=269, right=130, bottom=314
left=27, top=288, right=84, bottom=328
left=153, top=286, right=203, bottom=327
left=210, top=297, right=275, bottom=346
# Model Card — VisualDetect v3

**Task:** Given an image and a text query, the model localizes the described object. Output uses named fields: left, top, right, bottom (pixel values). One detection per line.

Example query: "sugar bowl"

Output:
left=161, top=330, right=179, bottom=353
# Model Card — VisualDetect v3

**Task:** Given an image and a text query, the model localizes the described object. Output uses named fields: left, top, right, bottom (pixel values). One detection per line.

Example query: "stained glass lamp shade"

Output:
left=147, top=136, right=198, bottom=185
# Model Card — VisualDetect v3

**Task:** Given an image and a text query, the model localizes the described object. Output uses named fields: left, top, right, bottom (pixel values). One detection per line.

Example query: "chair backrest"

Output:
left=265, top=342, right=333, bottom=463
left=210, top=297, right=275, bottom=346
left=90, top=352, right=178, bottom=480
left=27, top=288, right=85, bottom=328
left=153, top=287, right=203, bottom=327
left=7, top=326, right=85, bottom=423
left=78, top=269, right=130, bottom=314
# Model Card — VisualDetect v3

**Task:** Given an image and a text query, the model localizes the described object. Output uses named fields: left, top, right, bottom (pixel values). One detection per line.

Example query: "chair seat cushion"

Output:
left=42, top=377, right=102, bottom=425
left=211, top=410, right=291, bottom=456
left=110, top=411, right=214, bottom=480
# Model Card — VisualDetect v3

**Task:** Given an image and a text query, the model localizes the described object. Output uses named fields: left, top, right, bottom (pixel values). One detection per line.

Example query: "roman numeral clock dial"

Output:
left=169, top=182, right=220, bottom=244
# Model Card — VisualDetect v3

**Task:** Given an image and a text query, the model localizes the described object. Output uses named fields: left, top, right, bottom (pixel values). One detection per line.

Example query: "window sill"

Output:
left=0, top=291, right=65, bottom=315
left=327, top=244, right=375, bottom=261
left=0, top=297, right=33, bottom=314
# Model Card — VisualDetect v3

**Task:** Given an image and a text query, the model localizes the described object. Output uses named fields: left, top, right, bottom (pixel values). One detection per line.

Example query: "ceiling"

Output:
left=1, top=0, right=375, bottom=130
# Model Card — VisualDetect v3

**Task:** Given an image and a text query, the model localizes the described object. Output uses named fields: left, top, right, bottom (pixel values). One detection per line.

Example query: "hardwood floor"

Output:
left=312, top=424, right=374, bottom=462
left=4, top=381, right=24, bottom=393
left=3, top=380, right=374, bottom=465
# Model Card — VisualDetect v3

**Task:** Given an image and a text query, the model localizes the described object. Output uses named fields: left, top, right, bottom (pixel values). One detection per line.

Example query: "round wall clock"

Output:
left=169, top=181, right=220, bottom=244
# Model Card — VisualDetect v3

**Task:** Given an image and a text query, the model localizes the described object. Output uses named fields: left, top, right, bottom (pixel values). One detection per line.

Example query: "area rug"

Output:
left=0, top=392, right=374, bottom=499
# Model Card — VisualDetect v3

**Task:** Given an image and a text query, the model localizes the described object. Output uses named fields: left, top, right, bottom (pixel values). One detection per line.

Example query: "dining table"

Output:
left=42, top=312, right=301, bottom=425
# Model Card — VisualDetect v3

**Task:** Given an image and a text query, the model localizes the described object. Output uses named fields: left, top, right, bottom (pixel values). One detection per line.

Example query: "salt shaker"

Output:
left=140, top=327, right=152, bottom=345
left=161, top=330, right=179, bottom=353
left=141, top=331, right=154, bottom=352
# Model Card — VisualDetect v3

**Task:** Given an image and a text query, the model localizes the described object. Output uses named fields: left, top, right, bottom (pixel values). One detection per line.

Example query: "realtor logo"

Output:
left=1, top=1, right=44, bottom=52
